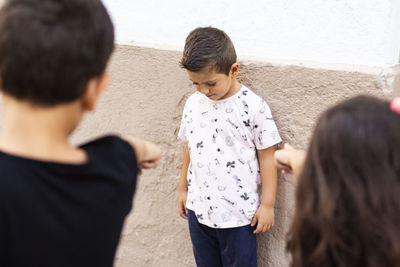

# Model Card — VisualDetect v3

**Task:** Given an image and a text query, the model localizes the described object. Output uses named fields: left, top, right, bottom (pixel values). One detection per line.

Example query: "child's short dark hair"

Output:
left=288, top=95, right=400, bottom=266
left=0, top=0, right=114, bottom=106
left=180, top=27, right=237, bottom=75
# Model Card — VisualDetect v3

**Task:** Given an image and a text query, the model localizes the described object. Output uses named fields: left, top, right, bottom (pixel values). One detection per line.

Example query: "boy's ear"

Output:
left=82, top=72, right=110, bottom=111
left=230, top=63, right=239, bottom=78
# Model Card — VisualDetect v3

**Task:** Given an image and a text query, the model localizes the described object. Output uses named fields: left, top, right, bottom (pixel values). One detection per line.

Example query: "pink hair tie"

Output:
left=390, top=97, right=400, bottom=115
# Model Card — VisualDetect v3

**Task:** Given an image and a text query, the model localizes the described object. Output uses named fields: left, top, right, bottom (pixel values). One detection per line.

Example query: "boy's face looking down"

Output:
left=187, top=63, right=240, bottom=101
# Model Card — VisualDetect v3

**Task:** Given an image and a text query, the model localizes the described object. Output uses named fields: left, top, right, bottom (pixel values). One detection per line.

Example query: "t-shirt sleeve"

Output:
left=252, top=99, right=282, bottom=150
left=81, top=135, right=138, bottom=192
left=177, top=100, right=189, bottom=143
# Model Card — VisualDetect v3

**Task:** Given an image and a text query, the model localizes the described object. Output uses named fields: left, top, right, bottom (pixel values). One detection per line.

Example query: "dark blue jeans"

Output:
left=187, top=210, right=257, bottom=267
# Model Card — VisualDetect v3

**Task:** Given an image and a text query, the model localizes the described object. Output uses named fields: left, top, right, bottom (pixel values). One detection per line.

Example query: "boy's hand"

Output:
left=274, top=143, right=306, bottom=176
left=251, top=205, right=274, bottom=234
left=122, top=135, right=162, bottom=172
left=177, top=190, right=188, bottom=219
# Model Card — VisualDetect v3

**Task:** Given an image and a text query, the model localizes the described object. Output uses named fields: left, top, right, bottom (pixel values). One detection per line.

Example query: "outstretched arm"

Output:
left=274, top=144, right=306, bottom=177
left=122, top=136, right=162, bottom=171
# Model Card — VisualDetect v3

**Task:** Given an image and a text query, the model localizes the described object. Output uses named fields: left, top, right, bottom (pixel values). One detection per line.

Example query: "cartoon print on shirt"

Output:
left=247, top=160, right=254, bottom=173
left=225, top=136, right=234, bottom=146
left=221, top=196, right=237, bottom=207
left=196, top=141, right=204, bottom=154
left=213, top=128, right=223, bottom=144
left=242, top=100, right=249, bottom=114
left=226, top=161, right=235, bottom=174
left=225, top=107, right=234, bottom=113
left=271, top=130, right=280, bottom=141
left=259, top=101, right=266, bottom=114
left=212, top=133, right=217, bottom=143
left=241, top=192, right=251, bottom=200
left=221, top=212, right=233, bottom=222
left=177, top=86, right=282, bottom=228
left=218, top=186, right=227, bottom=191
left=226, top=118, right=239, bottom=129
left=233, top=175, right=244, bottom=192
left=206, top=163, right=216, bottom=179
left=258, top=130, right=267, bottom=146
left=208, top=205, right=218, bottom=216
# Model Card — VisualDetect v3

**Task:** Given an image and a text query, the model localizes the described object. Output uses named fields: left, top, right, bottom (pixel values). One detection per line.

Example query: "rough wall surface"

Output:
left=71, top=45, right=398, bottom=267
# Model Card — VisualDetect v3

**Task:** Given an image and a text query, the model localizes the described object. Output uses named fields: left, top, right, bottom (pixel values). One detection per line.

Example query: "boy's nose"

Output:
left=199, top=86, right=210, bottom=94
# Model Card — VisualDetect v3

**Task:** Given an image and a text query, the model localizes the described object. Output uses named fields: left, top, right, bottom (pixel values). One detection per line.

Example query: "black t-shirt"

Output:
left=0, top=135, right=138, bottom=267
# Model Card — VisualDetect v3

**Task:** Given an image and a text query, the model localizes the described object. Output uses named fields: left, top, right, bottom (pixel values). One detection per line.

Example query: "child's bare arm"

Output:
left=178, top=144, right=190, bottom=219
left=274, top=144, right=306, bottom=177
left=252, top=146, right=277, bottom=234
left=122, top=136, right=162, bottom=170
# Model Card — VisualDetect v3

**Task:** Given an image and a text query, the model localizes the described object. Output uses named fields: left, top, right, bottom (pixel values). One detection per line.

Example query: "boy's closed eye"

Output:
left=192, top=82, right=216, bottom=87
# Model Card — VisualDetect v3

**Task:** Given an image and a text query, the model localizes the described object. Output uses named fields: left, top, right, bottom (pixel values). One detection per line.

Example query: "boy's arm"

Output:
left=122, top=136, right=162, bottom=170
left=178, top=144, right=190, bottom=219
left=251, top=146, right=277, bottom=234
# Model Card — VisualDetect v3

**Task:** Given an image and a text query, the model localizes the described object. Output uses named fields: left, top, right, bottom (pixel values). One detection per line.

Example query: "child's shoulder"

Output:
left=185, top=91, right=202, bottom=103
left=80, top=135, right=133, bottom=158
left=240, top=85, right=264, bottom=102
left=182, top=92, right=205, bottom=111
left=240, top=86, right=271, bottom=109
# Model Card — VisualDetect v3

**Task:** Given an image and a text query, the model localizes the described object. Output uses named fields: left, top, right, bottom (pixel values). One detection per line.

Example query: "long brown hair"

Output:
left=288, top=95, right=400, bottom=267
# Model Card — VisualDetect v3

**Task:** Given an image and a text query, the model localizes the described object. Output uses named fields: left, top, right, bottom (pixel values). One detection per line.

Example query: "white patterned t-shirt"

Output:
left=178, top=85, right=281, bottom=228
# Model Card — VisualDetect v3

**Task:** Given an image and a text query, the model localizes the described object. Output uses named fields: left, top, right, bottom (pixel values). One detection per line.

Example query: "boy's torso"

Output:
left=179, top=86, right=281, bottom=228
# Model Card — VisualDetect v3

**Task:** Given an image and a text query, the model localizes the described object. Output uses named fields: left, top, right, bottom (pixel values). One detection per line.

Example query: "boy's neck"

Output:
left=0, top=95, right=87, bottom=163
left=224, top=79, right=241, bottom=100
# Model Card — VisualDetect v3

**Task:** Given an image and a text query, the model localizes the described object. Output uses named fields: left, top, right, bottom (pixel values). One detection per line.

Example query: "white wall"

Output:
left=103, top=0, right=400, bottom=67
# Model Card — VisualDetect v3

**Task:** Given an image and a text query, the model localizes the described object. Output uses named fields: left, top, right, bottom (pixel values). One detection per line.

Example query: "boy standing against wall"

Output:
left=177, top=27, right=281, bottom=266
left=0, top=0, right=161, bottom=266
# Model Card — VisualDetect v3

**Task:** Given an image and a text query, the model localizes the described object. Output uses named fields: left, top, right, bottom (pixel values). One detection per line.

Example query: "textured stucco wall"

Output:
left=103, top=0, right=400, bottom=67
left=70, top=45, right=400, bottom=267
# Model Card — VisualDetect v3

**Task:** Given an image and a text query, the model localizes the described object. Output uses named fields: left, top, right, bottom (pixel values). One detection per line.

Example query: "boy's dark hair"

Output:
left=288, top=95, right=400, bottom=267
left=0, top=0, right=114, bottom=106
left=180, top=27, right=236, bottom=75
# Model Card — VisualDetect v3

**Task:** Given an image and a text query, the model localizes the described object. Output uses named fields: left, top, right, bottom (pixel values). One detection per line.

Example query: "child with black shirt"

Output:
left=0, top=0, right=161, bottom=266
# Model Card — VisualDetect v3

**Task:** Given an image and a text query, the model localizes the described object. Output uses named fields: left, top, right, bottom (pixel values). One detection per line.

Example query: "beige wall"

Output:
left=72, top=45, right=400, bottom=267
